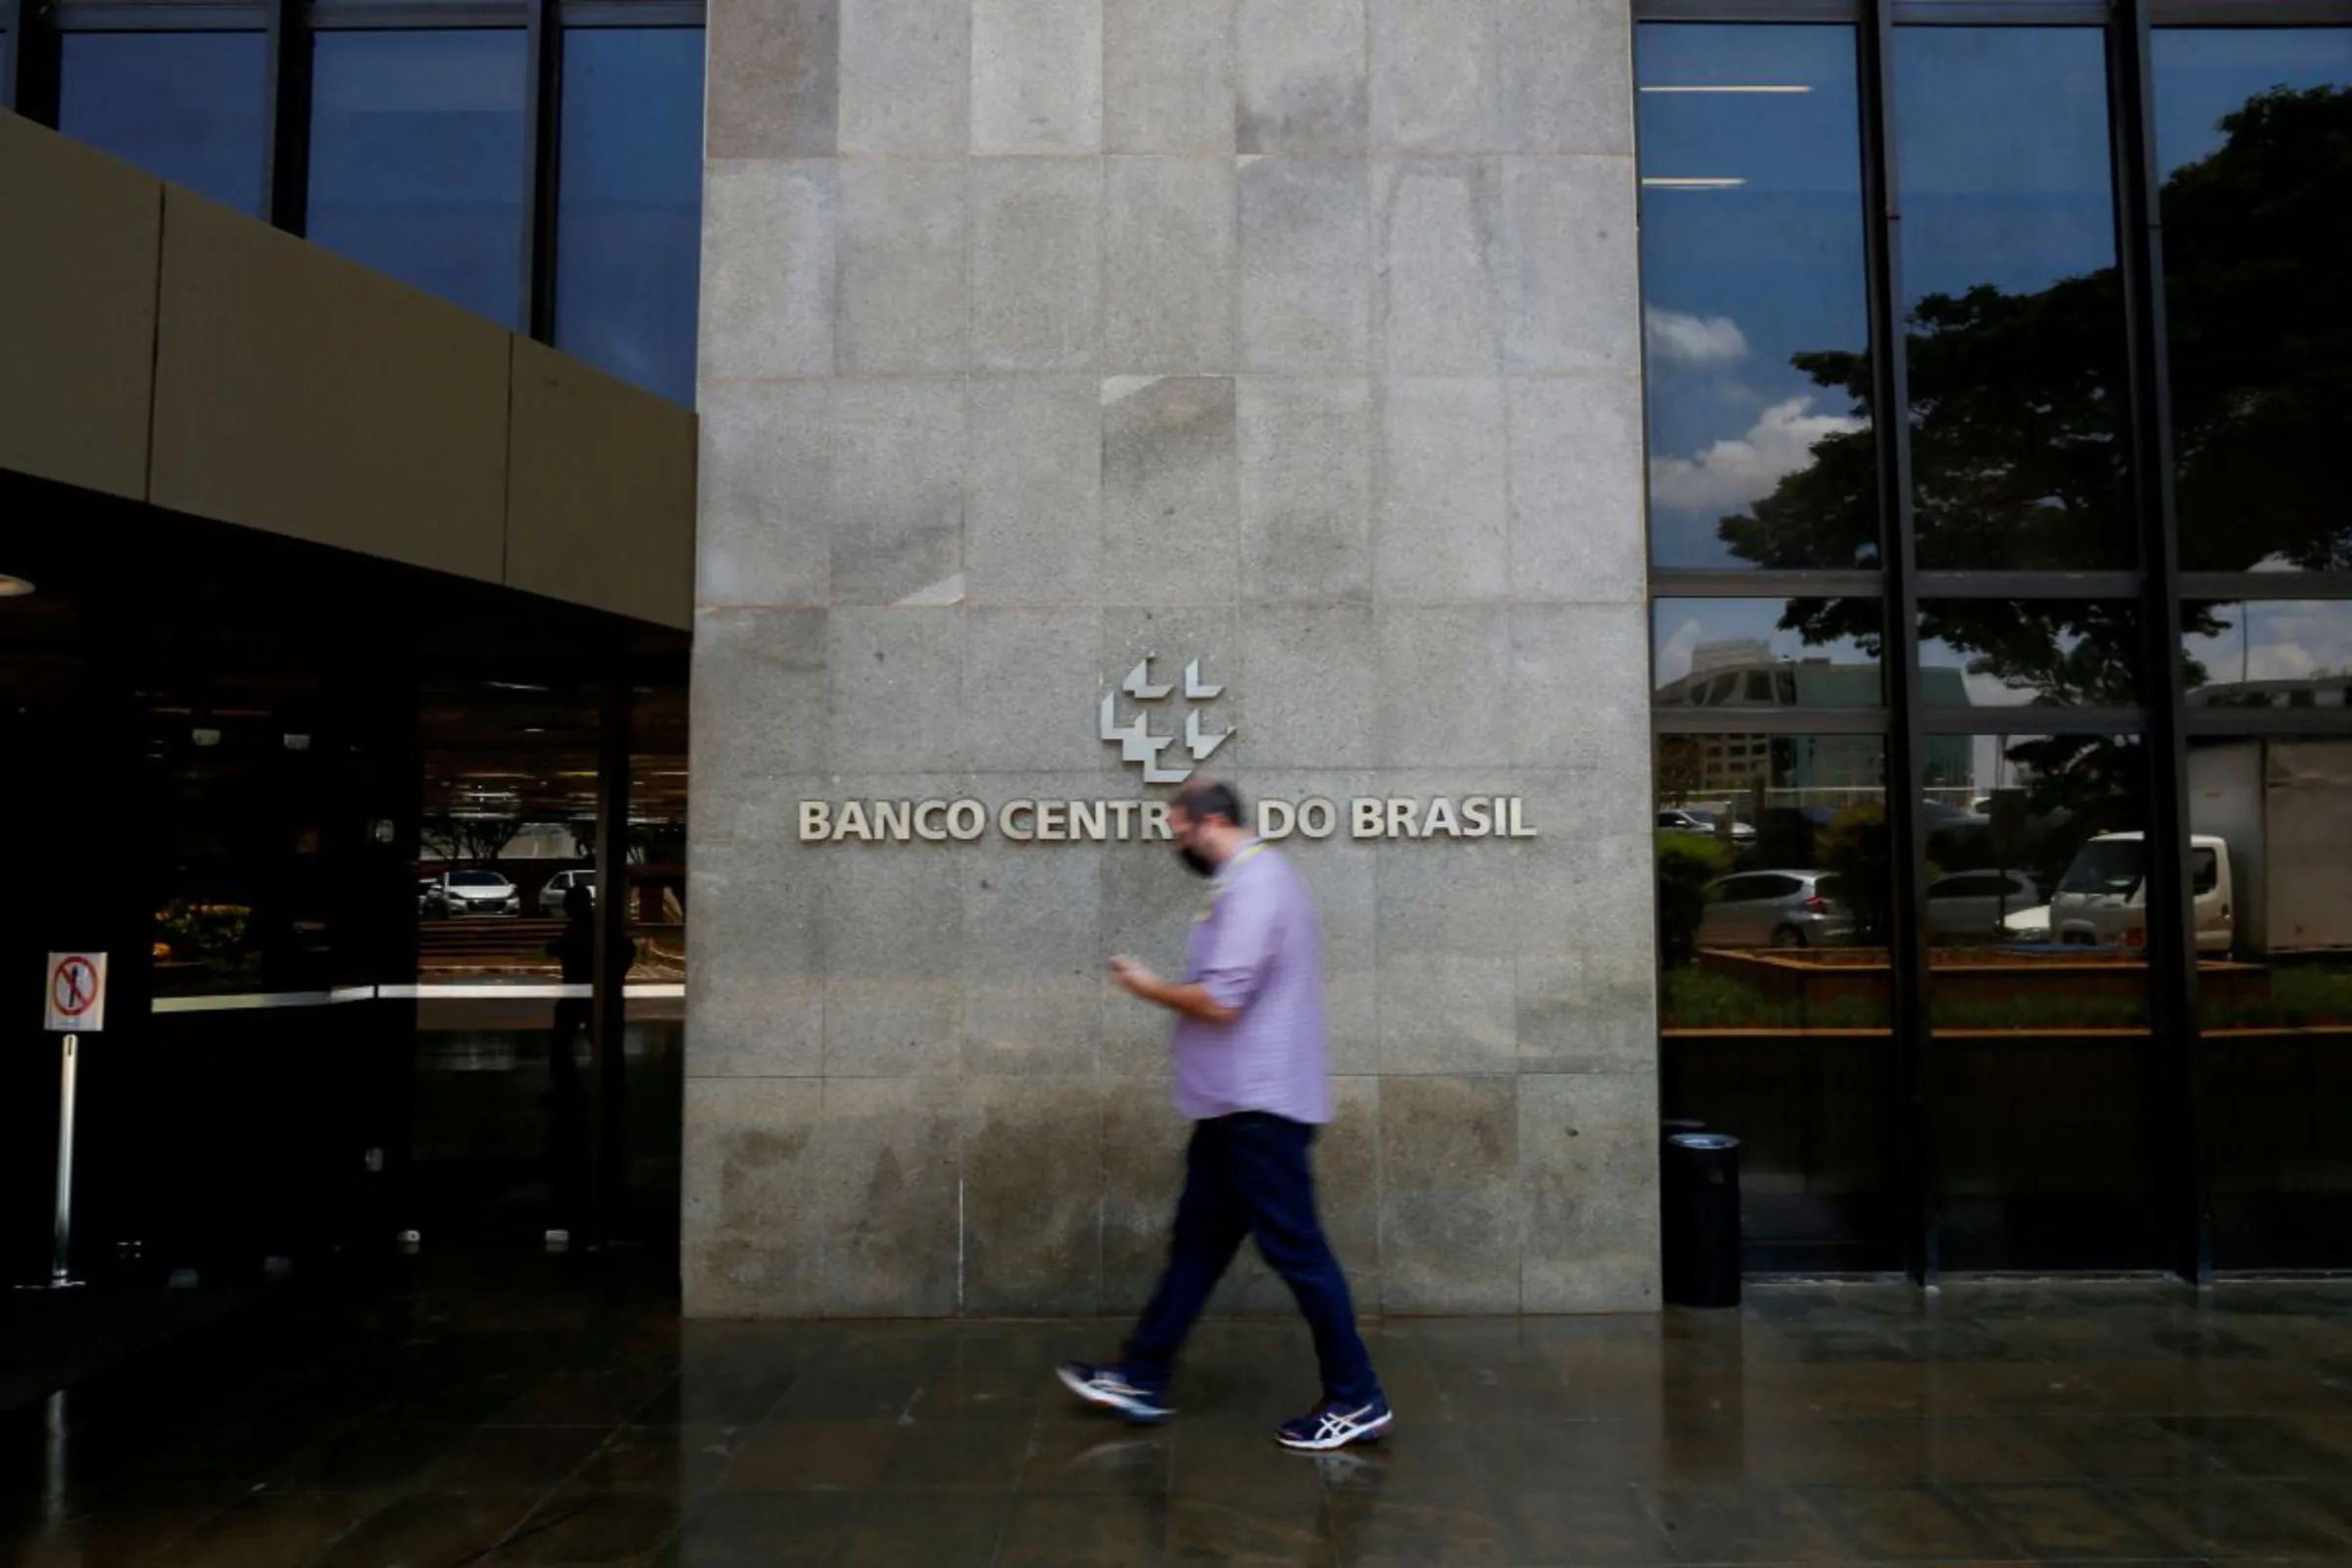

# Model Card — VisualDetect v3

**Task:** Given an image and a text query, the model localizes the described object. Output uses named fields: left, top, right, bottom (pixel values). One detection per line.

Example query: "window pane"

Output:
left=2190, top=737, right=2352, bottom=1268
left=1892, top=29, right=2132, bottom=571
left=58, top=32, right=270, bottom=217
left=2183, top=601, right=2352, bottom=710
left=1925, top=732, right=2165, bottom=1270
left=1636, top=25, right=1877, bottom=571
left=1656, top=731, right=1895, bottom=1269
left=555, top=27, right=704, bottom=407
left=2154, top=30, right=2352, bottom=573
left=1918, top=599, right=2143, bottom=709
left=307, top=30, right=528, bottom=327
left=1652, top=598, right=1884, bottom=710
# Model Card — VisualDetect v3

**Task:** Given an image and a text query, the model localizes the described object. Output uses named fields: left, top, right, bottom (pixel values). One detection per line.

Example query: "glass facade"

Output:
left=57, top=32, right=271, bottom=217
left=24, top=3, right=707, bottom=406
left=1642, top=10, right=2352, bottom=1279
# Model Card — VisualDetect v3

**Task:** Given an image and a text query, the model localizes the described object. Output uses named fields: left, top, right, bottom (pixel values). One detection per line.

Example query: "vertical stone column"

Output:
left=689, top=0, right=1656, bottom=1317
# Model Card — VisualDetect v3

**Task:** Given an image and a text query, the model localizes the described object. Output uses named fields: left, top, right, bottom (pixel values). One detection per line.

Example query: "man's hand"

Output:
left=1107, top=956, right=1160, bottom=998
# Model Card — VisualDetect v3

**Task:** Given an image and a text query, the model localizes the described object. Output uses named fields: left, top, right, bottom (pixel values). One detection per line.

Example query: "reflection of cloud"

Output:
left=1658, top=617, right=1704, bottom=682
left=2186, top=603, right=2352, bottom=687
left=1645, top=308, right=1748, bottom=368
left=1648, top=397, right=1863, bottom=513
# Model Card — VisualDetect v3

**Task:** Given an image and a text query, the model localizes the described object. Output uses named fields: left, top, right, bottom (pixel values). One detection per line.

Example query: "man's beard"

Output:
left=1178, top=846, right=1216, bottom=878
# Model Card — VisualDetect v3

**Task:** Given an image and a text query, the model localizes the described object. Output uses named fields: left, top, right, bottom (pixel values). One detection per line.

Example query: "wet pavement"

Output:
left=7, top=1265, right=2352, bottom=1566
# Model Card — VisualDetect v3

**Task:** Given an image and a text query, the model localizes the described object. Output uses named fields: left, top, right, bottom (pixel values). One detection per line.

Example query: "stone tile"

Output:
left=707, top=0, right=838, bottom=159
left=668, top=1493, right=849, bottom=1564
left=1501, top=0, right=1633, bottom=154
left=1237, top=375, right=1375, bottom=603
left=824, top=609, right=966, bottom=773
left=838, top=0, right=970, bottom=155
left=963, top=608, right=1105, bottom=773
left=1319, top=1074, right=1384, bottom=1306
left=306, top=1494, right=544, bottom=1568
left=1095, top=788, right=1214, bottom=1081
left=1488, top=1486, right=1677, bottom=1565
left=820, top=843, right=964, bottom=1077
left=1370, top=0, right=1499, bottom=152
left=1239, top=158, right=1372, bottom=372
left=1105, top=0, right=1235, bottom=153
left=1100, top=1090, right=1192, bottom=1308
left=1102, top=376, right=1240, bottom=606
left=1376, top=1075, right=1521, bottom=1312
left=1375, top=825, right=1519, bottom=1073
left=1000, top=1491, right=1165, bottom=1564
left=837, top=161, right=968, bottom=375
left=1376, top=377, right=1509, bottom=599
left=1239, top=606, right=1376, bottom=771
left=1514, top=823, right=1655, bottom=1075
left=2112, top=1478, right=2352, bottom=1557
left=808, top=1078, right=962, bottom=1316
left=1374, top=606, right=1513, bottom=768
left=1956, top=1482, right=2191, bottom=1560
left=831, top=1494, right=1017, bottom=1560
left=960, top=833, right=1104, bottom=1076
left=686, top=850, right=823, bottom=1079
left=1507, top=374, right=1646, bottom=604
left=1518, top=1072, right=1658, bottom=1312
left=1639, top=1483, right=1852, bottom=1563
left=972, top=0, right=1102, bottom=153
left=1099, top=605, right=1244, bottom=778
left=701, top=161, right=837, bottom=381
left=1798, top=1482, right=2022, bottom=1560
left=682, top=1078, right=829, bottom=1316
left=691, top=609, right=830, bottom=787
left=1104, top=158, right=1239, bottom=372
left=696, top=382, right=828, bottom=607
left=966, top=377, right=1102, bottom=606
left=957, top=1077, right=1105, bottom=1313
left=1237, top=0, right=1367, bottom=154
left=1501, top=155, right=1641, bottom=374
left=1509, top=603, right=1650, bottom=773
left=826, top=381, right=966, bottom=605
left=972, top=158, right=1102, bottom=372
left=1375, top=159, right=1502, bottom=373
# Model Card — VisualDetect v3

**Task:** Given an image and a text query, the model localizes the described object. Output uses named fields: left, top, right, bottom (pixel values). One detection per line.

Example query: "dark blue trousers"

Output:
left=1122, top=1111, right=1381, bottom=1406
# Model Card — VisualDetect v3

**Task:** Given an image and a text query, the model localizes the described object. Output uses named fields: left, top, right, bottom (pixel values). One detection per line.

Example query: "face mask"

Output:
left=1178, top=845, right=1215, bottom=878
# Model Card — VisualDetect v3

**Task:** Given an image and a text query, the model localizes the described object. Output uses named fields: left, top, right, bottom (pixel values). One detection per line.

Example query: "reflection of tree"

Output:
left=1999, top=736, right=2143, bottom=888
left=424, top=815, right=524, bottom=866
left=1656, top=737, right=1706, bottom=805
left=1722, top=86, right=2346, bottom=691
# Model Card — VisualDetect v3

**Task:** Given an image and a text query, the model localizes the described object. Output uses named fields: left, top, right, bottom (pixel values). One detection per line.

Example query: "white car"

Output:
left=539, top=869, right=598, bottom=917
left=425, top=869, right=522, bottom=918
left=1657, top=808, right=1757, bottom=844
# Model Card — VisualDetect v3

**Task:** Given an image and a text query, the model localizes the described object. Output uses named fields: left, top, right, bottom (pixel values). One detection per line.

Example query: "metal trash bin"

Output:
left=1658, top=1119, right=1706, bottom=1302
left=1662, top=1132, right=1741, bottom=1309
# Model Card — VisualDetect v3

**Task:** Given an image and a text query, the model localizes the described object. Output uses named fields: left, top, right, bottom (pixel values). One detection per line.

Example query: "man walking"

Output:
left=1057, top=779, right=1392, bottom=1452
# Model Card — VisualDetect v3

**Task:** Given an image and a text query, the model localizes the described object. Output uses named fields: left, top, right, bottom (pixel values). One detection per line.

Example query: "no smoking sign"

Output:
left=45, top=953, right=107, bottom=1034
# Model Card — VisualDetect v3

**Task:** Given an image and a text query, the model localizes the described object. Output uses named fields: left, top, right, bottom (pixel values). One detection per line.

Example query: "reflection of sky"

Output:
left=1650, top=598, right=1875, bottom=686
left=2183, top=602, right=2352, bottom=689
left=2153, top=29, right=2352, bottom=176
left=1892, top=28, right=2116, bottom=305
left=59, top=33, right=271, bottom=219
left=1636, top=25, right=1869, bottom=568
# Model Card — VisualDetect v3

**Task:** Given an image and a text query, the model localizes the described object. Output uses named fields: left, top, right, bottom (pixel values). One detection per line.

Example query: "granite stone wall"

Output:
left=689, top=0, right=1657, bottom=1316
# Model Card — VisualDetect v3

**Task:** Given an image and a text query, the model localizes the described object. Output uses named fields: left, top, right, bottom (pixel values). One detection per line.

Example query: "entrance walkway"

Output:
left=7, top=1268, right=2352, bottom=1565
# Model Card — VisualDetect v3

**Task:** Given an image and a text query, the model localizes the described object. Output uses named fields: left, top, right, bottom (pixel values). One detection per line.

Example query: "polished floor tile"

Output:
left=9, top=1277, right=2352, bottom=1565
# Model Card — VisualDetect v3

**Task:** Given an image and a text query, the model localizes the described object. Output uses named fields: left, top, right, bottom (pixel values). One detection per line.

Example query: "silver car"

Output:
left=538, top=868, right=597, bottom=917
left=1698, top=869, right=1852, bottom=949
left=1924, top=870, right=2043, bottom=941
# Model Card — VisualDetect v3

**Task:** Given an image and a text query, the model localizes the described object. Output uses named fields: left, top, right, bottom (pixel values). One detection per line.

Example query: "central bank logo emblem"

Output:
left=1101, top=657, right=1230, bottom=784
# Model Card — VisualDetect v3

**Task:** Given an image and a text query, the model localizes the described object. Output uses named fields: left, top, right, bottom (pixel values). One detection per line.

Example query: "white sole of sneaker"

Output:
left=1055, top=1365, right=1171, bottom=1424
left=1276, top=1410, right=1394, bottom=1452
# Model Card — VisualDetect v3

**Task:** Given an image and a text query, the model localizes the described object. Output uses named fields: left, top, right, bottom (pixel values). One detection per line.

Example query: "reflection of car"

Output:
left=425, top=870, right=521, bottom=918
left=538, top=869, right=597, bottom=917
left=1925, top=871, right=2043, bottom=939
left=1657, top=808, right=1757, bottom=843
left=2002, top=904, right=2053, bottom=943
left=2044, top=832, right=2231, bottom=953
left=1699, top=870, right=1851, bottom=949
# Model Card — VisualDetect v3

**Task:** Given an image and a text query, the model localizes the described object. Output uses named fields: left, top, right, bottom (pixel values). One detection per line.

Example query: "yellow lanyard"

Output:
left=1195, top=840, right=1268, bottom=924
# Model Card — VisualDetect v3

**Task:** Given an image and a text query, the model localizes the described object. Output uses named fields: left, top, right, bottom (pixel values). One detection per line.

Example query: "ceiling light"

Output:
left=1640, top=84, right=1812, bottom=94
left=0, top=573, right=34, bottom=597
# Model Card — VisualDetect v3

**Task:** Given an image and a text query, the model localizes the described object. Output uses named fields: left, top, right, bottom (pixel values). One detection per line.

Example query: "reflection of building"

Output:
left=1656, top=640, right=1970, bottom=709
left=2188, top=673, right=2352, bottom=710
left=1658, top=644, right=1969, bottom=797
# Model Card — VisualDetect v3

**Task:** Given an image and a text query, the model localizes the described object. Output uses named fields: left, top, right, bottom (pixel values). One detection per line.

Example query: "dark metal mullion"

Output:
left=7, top=0, right=61, bottom=124
left=1912, top=571, right=2142, bottom=600
left=561, top=1, right=703, bottom=24
left=1858, top=1, right=1937, bottom=1288
left=2150, top=0, right=2352, bottom=22
left=1652, top=708, right=1890, bottom=736
left=1912, top=706, right=2150, bottom=736
left=1649, top=570, right=1887, bottom=600
left=2180, top=574, right=2352, bottom=603
left=520, top=0, right=561, bottom=341
left=2184, top=709, right=2352, bottom=737
left=2112, top=0, right=2208, bottom=1284
left=264, top=0, right=310, bottom=232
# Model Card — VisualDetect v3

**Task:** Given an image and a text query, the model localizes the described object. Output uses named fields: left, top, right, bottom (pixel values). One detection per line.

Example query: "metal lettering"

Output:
left=1036, top=802, right=1067, bottom=841
left=914, top=800, right=952, bottom=841
left=1000, top=800, right=1036, bottom=842
left=800, top=802, right=831, bottom=842
left=948, top=801, right=987, bottom=841
left=1298, top=799, right=1337, bottom=839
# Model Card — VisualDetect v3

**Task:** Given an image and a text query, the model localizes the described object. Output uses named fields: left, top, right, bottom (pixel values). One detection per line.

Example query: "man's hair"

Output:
left=1172, top=778, right=1246, bottom=829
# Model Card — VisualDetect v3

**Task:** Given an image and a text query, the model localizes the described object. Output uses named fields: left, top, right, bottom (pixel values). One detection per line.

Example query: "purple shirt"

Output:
left=1171, top=840, right=1332, bottom=1126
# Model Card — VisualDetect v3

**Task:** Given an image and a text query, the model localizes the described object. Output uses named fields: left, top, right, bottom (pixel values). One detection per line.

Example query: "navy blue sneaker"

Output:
left=1055, top=1361, right=1173, bottom=1424
left=1276, top=1395, right=1393, bottom=1451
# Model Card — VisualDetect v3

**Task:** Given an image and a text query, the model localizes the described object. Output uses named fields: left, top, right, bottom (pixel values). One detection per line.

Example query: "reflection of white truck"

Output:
left=2030, top=741, right=2352, bottom=957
